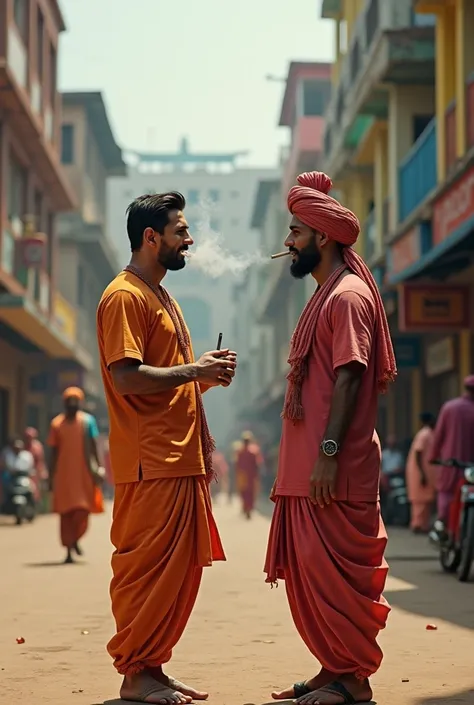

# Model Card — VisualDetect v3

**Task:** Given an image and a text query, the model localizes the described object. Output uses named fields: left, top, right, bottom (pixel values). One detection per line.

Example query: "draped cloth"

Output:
left=283, top=171, right=396, bottom=421
left=265, top=497, right=390, bottom=679
left=107, top=475, right=225, bottom=675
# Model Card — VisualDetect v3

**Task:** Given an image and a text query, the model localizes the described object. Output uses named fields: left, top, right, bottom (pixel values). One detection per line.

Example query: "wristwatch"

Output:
left=320, top=439, right=340, bottom=457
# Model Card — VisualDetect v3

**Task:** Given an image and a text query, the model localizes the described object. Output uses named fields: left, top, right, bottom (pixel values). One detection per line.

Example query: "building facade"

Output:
left=0, top=0, right=90, bottom=443
left=320, top=0, right=474, bottom=447
left=107, top=139, right=276, bottom=447
left=231, top=61, right=332, bottom=468
left=56, top=92, right=126, bottom=429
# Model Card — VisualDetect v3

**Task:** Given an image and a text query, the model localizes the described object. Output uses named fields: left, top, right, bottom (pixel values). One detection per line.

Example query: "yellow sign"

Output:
left=53, top=293, right=77, bottom=345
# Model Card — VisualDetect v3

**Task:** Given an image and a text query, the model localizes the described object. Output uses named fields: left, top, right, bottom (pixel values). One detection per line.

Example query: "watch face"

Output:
left=323, top=440, right=338, bottom=456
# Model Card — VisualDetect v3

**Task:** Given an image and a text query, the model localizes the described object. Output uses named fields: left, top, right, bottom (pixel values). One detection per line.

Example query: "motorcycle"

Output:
left=429, top=459, right=474, bottom=582
left=1, top=470, right=37, bottom=525
left=381, top=470, right=410, bottom=527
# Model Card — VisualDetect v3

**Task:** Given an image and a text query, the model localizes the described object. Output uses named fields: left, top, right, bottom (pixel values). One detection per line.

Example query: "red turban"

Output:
left=282, top=171, right=397, bottom=421
left=288, top=171, right=360, bottom=245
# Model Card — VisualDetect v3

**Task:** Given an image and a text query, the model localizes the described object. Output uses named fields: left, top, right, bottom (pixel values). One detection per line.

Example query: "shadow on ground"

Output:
left=384, top=529, right=474, bottom=631
left=24, top=560, right=86, bottom=568
left=415, top=688, right=474, bottom=705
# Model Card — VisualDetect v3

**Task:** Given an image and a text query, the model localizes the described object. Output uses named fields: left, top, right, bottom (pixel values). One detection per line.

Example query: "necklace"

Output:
left=123, top=264, right=216, bottom=482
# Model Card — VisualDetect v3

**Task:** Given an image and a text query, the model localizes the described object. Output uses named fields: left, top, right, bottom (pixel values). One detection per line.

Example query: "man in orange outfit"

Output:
left=48, top=387, right=104, bottom=563
left=97, top=192, right=237, bottom=704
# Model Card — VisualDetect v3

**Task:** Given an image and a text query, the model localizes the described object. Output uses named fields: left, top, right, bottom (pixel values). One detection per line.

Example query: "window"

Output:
left=61, top=124, right=74, bottom=164
left=178, top=298, right=211, bottom=340
left=303, top=80, right=331, bottom=117
left=7, top=155, right=26, bottom=222
left=413, top=115, right=433, bottom=142
left=49, top=44, right=57, bottom=106
left=208, top=189, right=220, bottom=203
left=230, top=190, right=240, bottom=199
left=231, top=218, right=239, bottom=227
left=37, top=8, right=44, bottom=79
left=188, top=189, right=199, bottom=205
left=13, top=0, right=28, bottom=41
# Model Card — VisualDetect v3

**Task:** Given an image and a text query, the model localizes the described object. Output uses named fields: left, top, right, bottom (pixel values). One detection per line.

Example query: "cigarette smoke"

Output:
left=186, top=203, right=268, bottom=278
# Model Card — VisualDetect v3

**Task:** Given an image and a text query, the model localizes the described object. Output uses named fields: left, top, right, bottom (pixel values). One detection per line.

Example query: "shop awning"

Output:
left=0, top=293, right=93, bottom=369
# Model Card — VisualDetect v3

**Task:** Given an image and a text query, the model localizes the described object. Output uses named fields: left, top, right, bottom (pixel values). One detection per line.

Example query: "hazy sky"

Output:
left=58, top=0, right=334, bottom=167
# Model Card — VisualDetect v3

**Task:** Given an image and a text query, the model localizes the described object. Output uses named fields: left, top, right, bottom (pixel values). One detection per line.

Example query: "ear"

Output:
left=319, top=231, right=330, bottom=248
left=143, top=227, right=157, bottom=247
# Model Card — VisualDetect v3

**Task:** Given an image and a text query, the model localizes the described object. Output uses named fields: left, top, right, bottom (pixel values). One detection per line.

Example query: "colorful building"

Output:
left=0, top=0, right=93, bottom=443
left=321, top=0, right=474, bottom=445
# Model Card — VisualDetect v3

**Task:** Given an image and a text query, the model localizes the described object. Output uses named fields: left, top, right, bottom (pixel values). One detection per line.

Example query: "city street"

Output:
left=1, top=499, right=473, bottom=705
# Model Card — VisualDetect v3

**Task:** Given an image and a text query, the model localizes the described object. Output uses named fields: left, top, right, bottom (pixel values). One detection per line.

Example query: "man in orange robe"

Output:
left=48, top=388, right=104, bottom=564
left=265, top=172, right=397, bottom=705
left=236, top=431, right=263, bottom=519
left=97, top=192, right=237, bottom=704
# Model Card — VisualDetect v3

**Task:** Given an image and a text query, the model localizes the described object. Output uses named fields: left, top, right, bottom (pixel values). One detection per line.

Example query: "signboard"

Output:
left=433, top=165, right=474, bottom=245
left=53, top=293, right=77, bottom=345
left=398, top=284, right=470, bottom=331
left=16, top=233, right=46, bottom=269
left=393, top=336, right=421, bottom=368
left=426, top=337, right=455, bottom=377
left=389, top=227, right=420, bottom=276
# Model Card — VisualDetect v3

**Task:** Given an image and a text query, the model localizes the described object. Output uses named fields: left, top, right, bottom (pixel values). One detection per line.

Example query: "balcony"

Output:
left=323, top=0, right=435, bottom=175
left=364, top=208, right=377, bottom=262
left=398, top=118, right=437, bottom=222
left=445, top=101, right=457, bottom=173
left=467, top=74, right=474, bottom=149
left=0, top=19, right=75, bottom=212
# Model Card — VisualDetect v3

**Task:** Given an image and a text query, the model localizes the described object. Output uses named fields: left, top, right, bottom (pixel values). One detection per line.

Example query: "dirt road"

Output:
left=1, top=498, right=473, bottom=705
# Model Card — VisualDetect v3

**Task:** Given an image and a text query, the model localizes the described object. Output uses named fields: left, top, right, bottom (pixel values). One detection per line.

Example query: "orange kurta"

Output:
left=47, top=412, right=97, bottom=516
left=97, top=271, right=225, bottom=676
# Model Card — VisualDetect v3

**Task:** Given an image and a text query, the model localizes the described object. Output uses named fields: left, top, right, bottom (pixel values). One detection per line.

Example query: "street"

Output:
left=1, top=499, right=473, bottom=705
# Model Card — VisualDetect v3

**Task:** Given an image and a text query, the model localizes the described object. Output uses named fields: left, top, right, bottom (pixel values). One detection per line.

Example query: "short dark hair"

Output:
left=126, top=191, right=186, bottom=252
left=420, top=412, right=435, bottom=425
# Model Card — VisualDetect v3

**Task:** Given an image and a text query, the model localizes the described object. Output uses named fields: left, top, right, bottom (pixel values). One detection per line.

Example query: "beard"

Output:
left=158, top=246, right=187, bottom=271
left=290, top=241, right=322, bottom=279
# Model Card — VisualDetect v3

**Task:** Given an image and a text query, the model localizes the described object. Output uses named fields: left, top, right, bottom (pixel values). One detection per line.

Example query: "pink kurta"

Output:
left=430, top=396, right=474, bottom=494
left=406, top=427, right=436, bottom=504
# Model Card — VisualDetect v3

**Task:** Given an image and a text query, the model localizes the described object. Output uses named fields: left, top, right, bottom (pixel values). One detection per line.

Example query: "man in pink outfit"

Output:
left=430, top=376, right=474, bottom=524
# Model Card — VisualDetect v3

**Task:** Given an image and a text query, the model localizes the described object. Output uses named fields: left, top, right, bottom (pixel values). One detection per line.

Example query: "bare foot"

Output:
left=120, top=673, right=192, bottom=704
left=296, top=676, right=373, bottom=704
left=150, top=669, right=209, bottom=701
left=271, top=669, right=334, bottom=700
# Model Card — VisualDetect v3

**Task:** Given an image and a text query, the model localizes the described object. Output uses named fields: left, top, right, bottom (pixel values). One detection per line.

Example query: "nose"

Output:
left=185, top=233, right=194, bottom=246
left=284, top=234, right=294, bottom=248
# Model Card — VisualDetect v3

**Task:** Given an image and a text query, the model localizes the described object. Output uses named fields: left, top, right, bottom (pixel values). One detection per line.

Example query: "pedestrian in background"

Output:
left=406, top=413, right=437, bottom=534
left=47, top=387, right=105, bottom=564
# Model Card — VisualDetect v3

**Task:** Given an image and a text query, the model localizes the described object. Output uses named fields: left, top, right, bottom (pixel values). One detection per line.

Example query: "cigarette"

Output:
left=217, top=333, right=223, bottom=350
left=271, top=251, right=291, bottom=259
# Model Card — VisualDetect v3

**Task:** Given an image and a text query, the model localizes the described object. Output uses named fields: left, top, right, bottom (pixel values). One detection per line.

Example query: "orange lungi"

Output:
left=265, top=497, right=390, bottom=679
left=108, top=475, right=225, bottom=675
left=60, top=509, right=89, bottom=548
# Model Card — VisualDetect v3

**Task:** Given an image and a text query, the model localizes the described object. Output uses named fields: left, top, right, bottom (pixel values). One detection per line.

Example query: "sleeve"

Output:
left=430, top=406, right=447, bottom=461
left=47, top=421, right=58, bottom=448
left=99, top=290, right=148, bottom=368
left=87, top=415, right=100, bottom=440
left=330, top=290, right=375, bottom=372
